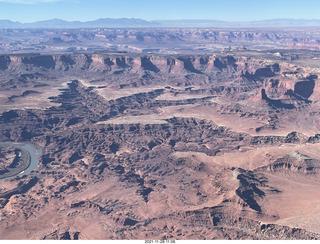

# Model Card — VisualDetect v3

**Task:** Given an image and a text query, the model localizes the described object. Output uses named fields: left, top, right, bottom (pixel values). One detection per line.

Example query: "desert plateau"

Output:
left=1, top=9, right=320, bottom=241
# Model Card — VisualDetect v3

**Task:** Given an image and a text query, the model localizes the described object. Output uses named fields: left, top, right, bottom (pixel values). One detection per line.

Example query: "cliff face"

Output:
left=1, top=53, right=317, bottom=105
left=3, top=54, right=223, bottom=73
left=4, top=28, right=320, bottom=55
left=1, top=52, right=320, bottom=240
left=0, top=53, right=309, bottom=76
left=0, top=53, right=291, bottom=75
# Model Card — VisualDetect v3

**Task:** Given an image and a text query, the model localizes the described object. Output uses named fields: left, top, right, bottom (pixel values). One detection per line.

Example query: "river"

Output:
left=0, top=142, right=43, bottom=180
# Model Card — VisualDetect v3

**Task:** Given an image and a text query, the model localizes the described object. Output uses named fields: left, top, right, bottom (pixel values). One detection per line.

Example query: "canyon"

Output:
left=0, top=33, right=320, bottom=240
left=2, top=28, right=320, bottom=55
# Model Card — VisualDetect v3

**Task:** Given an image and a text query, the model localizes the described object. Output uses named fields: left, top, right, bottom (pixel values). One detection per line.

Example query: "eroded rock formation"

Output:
left=0, top=51, right=320, bottom=239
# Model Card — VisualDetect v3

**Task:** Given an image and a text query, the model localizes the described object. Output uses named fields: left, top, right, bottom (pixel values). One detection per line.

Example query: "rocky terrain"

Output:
left=0, top=48, right=320, bottom=240
left=2, top=28, right=320, bottom=55
left=0, top=144, right=30, bottom=180
left=0, top=147, right=17, bottom=174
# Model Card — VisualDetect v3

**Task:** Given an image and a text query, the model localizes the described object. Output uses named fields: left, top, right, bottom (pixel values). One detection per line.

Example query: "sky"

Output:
left=0, top=0, right=320, bottom=23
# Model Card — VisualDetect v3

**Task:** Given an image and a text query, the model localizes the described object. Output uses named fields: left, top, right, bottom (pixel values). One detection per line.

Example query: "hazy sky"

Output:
left=1, top=0, right=320, bottom=23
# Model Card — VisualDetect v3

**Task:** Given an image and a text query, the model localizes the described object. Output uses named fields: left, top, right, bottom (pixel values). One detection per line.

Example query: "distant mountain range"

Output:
left=157, top=19, right=320, bottom=27
left=1, top=18, right=320, bottom=28
left=0, top=18, right=161, bottom=28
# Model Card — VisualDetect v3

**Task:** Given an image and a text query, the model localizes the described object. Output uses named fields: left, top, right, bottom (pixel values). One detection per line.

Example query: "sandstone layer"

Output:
left=0, top=50, right=320, bottom=240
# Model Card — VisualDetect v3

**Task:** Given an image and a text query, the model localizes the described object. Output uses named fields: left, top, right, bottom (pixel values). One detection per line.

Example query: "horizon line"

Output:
left=2, top=17, right=320, bottom=24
